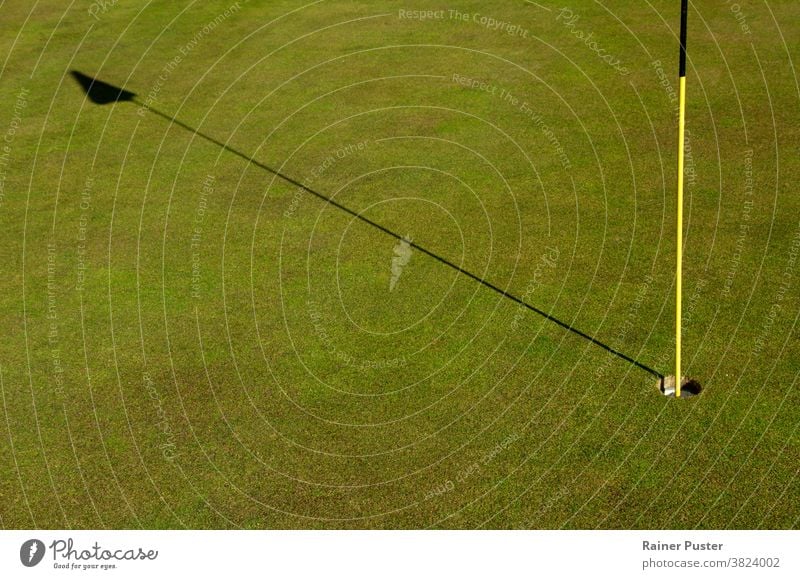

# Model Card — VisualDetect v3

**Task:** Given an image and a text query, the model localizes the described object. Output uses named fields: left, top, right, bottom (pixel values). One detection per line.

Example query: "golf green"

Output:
left=0, top=0, right=797, bottom=529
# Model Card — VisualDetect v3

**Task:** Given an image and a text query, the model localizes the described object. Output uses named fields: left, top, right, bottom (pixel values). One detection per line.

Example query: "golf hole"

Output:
left=659, top=376, right=702, bottom=398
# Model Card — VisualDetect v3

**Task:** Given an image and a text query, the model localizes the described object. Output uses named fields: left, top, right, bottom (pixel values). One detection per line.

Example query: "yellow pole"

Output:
left=676, top=76, right=685, bottom=397
left=675, top=0, right=688, bottom=398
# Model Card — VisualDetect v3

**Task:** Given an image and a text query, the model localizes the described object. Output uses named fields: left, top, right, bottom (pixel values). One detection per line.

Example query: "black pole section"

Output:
left=679, top=0, right=689, bottom=77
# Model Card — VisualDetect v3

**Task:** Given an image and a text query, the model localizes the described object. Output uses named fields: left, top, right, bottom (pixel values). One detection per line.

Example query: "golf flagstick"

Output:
left=675, top=0, right=688, bottom=398
left=70, top=69, right=664, bottom=382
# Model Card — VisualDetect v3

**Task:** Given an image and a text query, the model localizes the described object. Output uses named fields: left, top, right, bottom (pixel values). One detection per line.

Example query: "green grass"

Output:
left=0, top=0, right=798, bottom=529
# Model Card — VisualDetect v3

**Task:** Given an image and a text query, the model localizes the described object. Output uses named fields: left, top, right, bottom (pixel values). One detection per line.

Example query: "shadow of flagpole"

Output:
left=70, top=70, right=665, bottom=382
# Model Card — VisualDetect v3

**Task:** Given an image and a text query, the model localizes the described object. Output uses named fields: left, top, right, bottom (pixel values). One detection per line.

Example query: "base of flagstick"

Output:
left=659, top=375, right=702, bottom=398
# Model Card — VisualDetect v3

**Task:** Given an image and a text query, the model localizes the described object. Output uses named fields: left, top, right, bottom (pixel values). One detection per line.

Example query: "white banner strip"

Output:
left=1, top=530, right=797, bottom=578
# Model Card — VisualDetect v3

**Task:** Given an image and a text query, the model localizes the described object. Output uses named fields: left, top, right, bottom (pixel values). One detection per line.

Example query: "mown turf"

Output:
left=0, top=0, right=798, bottom=529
